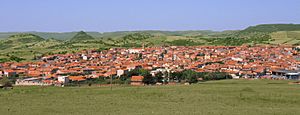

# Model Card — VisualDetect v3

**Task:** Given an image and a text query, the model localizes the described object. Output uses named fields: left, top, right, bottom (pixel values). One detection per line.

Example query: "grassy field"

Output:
left=0, top=79, right=299, bottom=115
left=270, top=31, right=300, bottom=45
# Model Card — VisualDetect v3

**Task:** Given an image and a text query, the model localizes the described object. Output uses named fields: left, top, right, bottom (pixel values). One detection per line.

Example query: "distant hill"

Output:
left=8, top=33, right=45, bottom=43
left=1, top=24, right=300, bottom=40
left=30, top=38, right=62, bottom=48
left=70, top=31, right=95, bottom=42
left=0, top=33, right=45, bottom=50
left=234, top=24, right=300, bottom=45
left=241, top=24, right=300, bottom=33
left=0, top=30, right=224, bottom=40
left=2, top=23, right=300, bottom=62
left=0, top=32, right=103, bottom=40
left=101, top=30, right=222, bottom=38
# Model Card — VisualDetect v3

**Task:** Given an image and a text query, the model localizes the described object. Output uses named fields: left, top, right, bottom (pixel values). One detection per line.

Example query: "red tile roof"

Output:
left=131, top=76, right=144, bottom=82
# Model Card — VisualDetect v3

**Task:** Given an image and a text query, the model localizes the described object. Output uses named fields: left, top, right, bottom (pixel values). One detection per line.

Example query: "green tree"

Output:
left=0, top=76, right=13, bottom=88
left=140, top=69, right=156, bottom=85
left=155, top=72, right=164, bottom=83
left=170, top=71, right=184, bottom=82
left=183, top=70, right=198, bottom=83
left=143, top=75, right=156, bottom=85
left=9, top=55, right=25, bottom=62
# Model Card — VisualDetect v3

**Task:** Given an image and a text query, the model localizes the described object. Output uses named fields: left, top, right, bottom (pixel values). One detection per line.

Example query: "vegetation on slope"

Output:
left=241, top=24, right=300, bottom=33
left=70, top=31, right=95, bottom=42
left=270, top=31, right=300, bottom=45
left=0, top=34, right=45, bottom=50
left=8, top=33, right=44, bottom=42
left=201, top=36, right=271, bottom=46
left=1, top=24, right=300, bottom=62
left=123, top=32, right=153, bottom=40
left=167, top=39, right=204, bottom=46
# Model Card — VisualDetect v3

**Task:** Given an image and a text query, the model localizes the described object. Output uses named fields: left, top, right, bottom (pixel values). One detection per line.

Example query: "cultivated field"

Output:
left=270, top=31, right=300, bottom=45
left=0, top=80, right=299, bottom=115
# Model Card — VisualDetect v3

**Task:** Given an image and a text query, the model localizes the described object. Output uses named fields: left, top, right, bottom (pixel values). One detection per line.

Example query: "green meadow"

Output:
left=270, top=31, right=300, bottom=45
left=0, top=79, right=299, bottom=115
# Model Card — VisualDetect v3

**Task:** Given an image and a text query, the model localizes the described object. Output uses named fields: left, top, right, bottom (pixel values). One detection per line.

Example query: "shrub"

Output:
left=0, top=77, right=13, bottom=88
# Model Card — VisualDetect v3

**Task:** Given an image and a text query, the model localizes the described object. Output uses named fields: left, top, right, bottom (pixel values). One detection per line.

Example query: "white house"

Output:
left=82, top=55, right=88, bottom=60
left=128, top=48, right=143, bottom=54
left=3, top=70, right=17, bottom=77
left=58, top=76, right=70, bottom=83
left=117, top=70, right=125, bottom=77
left=15, top=78, right=52, bottom=86
left=231, top=57, right=243, bottom=62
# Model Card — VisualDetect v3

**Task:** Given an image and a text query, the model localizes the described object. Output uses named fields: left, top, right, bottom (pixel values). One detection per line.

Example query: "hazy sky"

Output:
left=0, top=0, right=299, bottom=32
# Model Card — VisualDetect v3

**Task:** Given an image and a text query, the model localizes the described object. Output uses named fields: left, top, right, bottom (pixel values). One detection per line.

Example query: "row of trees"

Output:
left=1, top=68, right=232, bottom=88
left=82, top=69, right=232, bottom=85
left=201, top=33, right=271, bottom=46
left=0, top=55, right=25, bottom=63
left=170, top=70, right=232, bottom=83
left=123, top=33, right=153, bottom=41
left=167, top=39, right=204, bottom=46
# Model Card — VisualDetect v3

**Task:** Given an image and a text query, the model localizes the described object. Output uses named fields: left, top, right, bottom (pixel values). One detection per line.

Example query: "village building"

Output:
left=1, top=45, right=300, bottom=86
left=3, top=70, right=17, bottom=77
left=131, top=76, right=144, bottom=86
left=58, top=76, right=70, bottom=84
left=271, top=69, right=300, bottom=80
left=15, top=78, right=52, bottom=86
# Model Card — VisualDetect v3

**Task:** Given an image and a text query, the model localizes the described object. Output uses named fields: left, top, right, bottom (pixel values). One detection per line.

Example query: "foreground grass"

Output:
left=0, top=79, right=299, bottom=115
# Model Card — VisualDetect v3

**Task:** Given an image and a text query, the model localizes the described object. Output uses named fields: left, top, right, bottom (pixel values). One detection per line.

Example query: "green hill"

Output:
left=0, top=34, right=45, bottom=50
left=29, top=38, right=63, bottom=48
left=228, top=24, right=300, bottom=45
left=70, top=31, right=95, bottom=42
left=241, top=24, right=300, bottom=33
left=0, top=32, right=104, bottom=40
left=0, top=30, right=225, bottom=40
left=2, top=24, right=300, bottom=62
left=8, top=33, right=45, bottom=43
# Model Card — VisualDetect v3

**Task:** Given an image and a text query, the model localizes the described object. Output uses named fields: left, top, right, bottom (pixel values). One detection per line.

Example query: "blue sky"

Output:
left=0, top=0, right=299, bottom=32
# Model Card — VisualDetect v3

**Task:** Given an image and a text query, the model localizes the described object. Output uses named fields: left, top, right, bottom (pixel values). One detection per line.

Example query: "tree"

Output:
left=138, top=69, right=151, bottom=77
left=170, top=71, right=184, bottom=82
left=183, top=70, right=198, bottom=83
left=155, top=72, right=164, bottom=83
left=203, top=72, right=231, bottom=80
left=9, top=55, right=25, bottom=62
left=124, top=68, right=140, bottom=78
left=143, top=75, right=156, bottom=85
left=140, top=69, right=156, bottom=85
left=0, top=77, right=13, bottom=88
left=0, top=58, right=10, bottom=63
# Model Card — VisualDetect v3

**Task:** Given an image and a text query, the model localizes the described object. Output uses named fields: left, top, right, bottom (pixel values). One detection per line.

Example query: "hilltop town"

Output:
left=1, top=45, right=300, bottom=86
